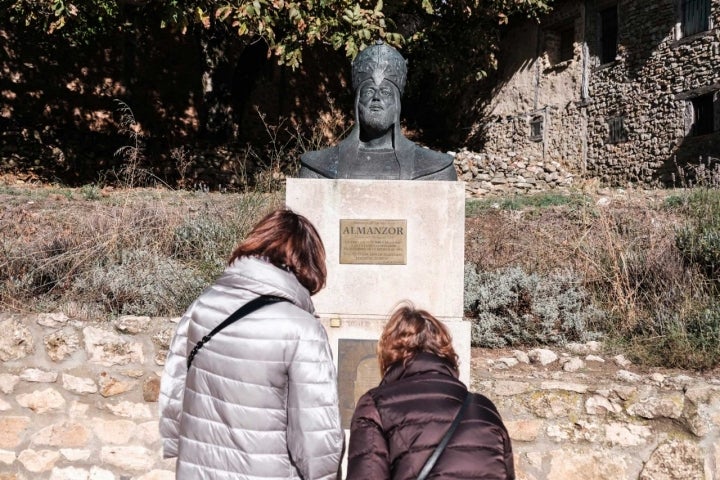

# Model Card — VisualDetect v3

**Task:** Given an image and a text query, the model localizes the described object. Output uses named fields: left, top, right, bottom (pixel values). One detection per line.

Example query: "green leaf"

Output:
left=216, top=5, right=233, bottom=21
left=374, top=0, right=383, bottom=15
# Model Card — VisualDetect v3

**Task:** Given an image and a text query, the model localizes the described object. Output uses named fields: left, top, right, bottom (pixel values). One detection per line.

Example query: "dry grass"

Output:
left=465, top=186, right=719, bottom=370
left=0, top=180, right=282, bottom=318
left=2, top=174, right=719, bottom=370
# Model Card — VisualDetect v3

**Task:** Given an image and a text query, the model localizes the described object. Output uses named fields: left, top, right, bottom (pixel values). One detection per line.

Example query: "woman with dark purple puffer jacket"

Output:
left=347, top=302, right=515, bottom=480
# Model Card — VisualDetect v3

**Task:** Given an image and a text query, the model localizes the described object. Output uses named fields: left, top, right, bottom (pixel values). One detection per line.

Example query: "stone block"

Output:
left=286, top=178, right=465, bottom=319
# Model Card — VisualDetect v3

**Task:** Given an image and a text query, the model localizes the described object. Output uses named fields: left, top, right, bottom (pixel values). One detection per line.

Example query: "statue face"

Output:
left=357, top=79, right=398, bottom=136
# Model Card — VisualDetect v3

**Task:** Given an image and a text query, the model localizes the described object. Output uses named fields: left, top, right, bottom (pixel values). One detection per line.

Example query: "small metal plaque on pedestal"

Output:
left=339, top=219, right=407, bottom=265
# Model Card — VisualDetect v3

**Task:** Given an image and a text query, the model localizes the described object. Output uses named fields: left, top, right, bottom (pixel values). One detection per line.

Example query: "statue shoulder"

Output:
left=299, top=146, right=340, bottom=179
left=413, top=145, right=458, bottom=181
left=415, top=146, right=453, bottom=163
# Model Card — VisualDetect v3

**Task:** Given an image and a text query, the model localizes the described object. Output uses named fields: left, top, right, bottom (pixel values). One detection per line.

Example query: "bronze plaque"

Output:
left=339, top=219, right=407, bottom=265
left=337, top=339, right=382, bottom=429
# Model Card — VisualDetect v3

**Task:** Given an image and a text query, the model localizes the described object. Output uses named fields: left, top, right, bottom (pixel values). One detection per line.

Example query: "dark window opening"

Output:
left=600, top=5, right=618, bottom=64
left=690, top=93, right=714, bottom=136
left=544, top=24, right=575, bottom=65
left=607, top=116, right=626, bottom=143
left=530, top=115, right=544, bottom=141
left=682, top=0, right=711, bottom=37
left=559, top=27, right=575, bottom=62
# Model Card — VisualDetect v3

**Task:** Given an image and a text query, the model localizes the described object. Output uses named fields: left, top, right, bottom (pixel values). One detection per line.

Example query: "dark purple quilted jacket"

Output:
left=347, top=352, right=515, bottom=480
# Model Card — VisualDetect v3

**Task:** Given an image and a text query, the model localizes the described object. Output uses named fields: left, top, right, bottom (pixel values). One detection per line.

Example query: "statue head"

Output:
left=352, top=40, right=407, bottom=95
left=297, top=40, right=457, bottom=180
left=351, top=41, right=407, bottom=144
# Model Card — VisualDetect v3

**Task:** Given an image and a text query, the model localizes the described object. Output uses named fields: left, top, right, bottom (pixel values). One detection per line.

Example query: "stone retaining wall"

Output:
left=0, top=312, right=174, bottom=480
left=1, top=312, right=718, bottom=479
left=452, top=149, right=576, bottom=198
left=473, top=345, right=720, bottom=480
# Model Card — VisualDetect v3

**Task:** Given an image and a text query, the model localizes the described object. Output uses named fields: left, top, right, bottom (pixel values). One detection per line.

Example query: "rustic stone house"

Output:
left=480, top=0, right=720, bottom=186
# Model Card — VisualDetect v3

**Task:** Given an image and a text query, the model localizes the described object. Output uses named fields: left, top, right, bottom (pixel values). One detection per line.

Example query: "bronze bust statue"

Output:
left=298, top=41, right=458, bottom=181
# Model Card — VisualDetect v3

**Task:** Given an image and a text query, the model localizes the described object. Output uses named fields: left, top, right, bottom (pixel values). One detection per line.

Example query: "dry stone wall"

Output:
left=474, top=1, right=588, bottom=180
left=473, top=344, right=720, bottom=480
left=452, top=149, right=576, bottom=197
left=1, top=312, right=719, bottom=479
left=0, top=312, right=174, bottom=480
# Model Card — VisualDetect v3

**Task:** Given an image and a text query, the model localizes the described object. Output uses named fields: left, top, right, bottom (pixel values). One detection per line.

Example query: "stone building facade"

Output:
left=477, top=0, right=720, bottom=186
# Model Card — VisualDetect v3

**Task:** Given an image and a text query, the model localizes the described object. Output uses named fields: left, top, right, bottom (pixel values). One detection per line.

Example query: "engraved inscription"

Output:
left=339, top=219, right=407, bottom=265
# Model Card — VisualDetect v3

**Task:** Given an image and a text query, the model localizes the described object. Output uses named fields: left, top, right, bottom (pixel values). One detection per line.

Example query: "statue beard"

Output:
left=358, top=103, right=396, bottom=137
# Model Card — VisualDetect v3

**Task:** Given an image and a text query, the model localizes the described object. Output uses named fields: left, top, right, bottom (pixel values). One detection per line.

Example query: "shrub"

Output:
left=0, top=234, right=81, bottom=300
left=172, top=215, right=243, bottom=277
left=70, top=250, right=206, bottom=317
left=0, top=186, right=281, bottom=319
left=465, top=192, right=590, bottom=216
left=674, top=188, right=720, bottom=280
left=464, top=264, right=604, bottom=347
left=81, top=184, right=101, bottom=200
left=676, top=228, right=720, bottom=278
left=172, top=192, right=278, bottom=279
left=621, top=301, right=720, bottom=370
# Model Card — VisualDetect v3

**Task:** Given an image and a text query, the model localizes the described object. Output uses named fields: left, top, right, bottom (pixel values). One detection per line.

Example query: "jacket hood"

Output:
left=218, top=256, right=315, bottom=314
left=381, top=351, right=459, bottom=385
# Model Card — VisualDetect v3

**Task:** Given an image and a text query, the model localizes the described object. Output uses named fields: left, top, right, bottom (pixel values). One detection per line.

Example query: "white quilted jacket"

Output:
left=159, top=256, right=343, bottom=479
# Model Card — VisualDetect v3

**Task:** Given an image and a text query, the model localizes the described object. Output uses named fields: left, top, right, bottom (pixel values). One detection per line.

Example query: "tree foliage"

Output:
left=7, top=0, right=121, bottom=44
left=4, top=0, right=554, bottom=160
left=390, top=0, right=552, bottom=86
left=7, top=0, right=552, bottom=71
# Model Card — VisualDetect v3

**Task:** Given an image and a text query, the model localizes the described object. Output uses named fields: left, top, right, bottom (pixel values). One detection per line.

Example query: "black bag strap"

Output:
left=416, top=391, right=472, bottom=480
left=187, top=295, right=287, bottom=369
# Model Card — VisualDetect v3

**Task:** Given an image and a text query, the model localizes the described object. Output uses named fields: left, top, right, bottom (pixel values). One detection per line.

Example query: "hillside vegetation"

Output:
left=1, top=173, right=718, bottom=371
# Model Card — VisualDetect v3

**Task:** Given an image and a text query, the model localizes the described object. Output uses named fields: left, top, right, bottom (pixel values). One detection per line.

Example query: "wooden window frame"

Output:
left=607, top=116, right=626, bottom=144
left=530, top=115, right=544, bottom=142
left=678, top=0, right=712, bottom=39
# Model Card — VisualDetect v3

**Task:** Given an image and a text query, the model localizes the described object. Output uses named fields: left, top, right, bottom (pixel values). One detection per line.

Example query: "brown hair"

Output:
left=377, top=301, right=459, bottom=373
left=228, top=208, right=327, bottom=295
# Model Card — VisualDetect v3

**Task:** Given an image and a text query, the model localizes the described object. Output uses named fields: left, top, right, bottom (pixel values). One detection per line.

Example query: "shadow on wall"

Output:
left=657, top=133, right=720, bottom=185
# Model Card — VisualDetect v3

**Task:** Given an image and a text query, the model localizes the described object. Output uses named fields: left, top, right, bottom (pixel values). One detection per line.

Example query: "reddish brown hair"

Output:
left=228, top=208, right=327, bottom=295
left=377, top=301, right=459, bottom=373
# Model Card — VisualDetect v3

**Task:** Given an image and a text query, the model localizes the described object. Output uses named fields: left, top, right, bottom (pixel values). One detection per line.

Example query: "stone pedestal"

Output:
left=286, top=178, right=470, bottom=426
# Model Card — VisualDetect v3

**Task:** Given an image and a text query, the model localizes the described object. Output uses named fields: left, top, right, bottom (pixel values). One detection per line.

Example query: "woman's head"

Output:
left=377, top=301, right=458, bottom=373
left=228, top=208, right=327, bottom=295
